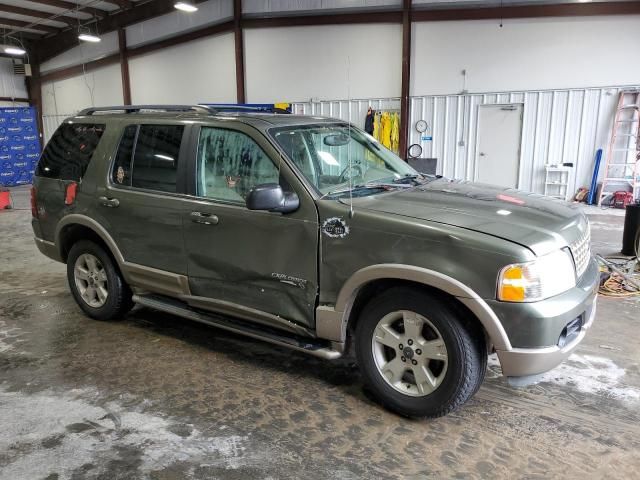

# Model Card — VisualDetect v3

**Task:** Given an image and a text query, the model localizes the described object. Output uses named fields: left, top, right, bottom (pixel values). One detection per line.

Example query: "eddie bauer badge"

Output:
left=322, top=217, right=349, bottom=238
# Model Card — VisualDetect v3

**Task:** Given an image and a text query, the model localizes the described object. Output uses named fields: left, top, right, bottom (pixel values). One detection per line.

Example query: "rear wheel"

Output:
left=67, top=240, right=133, bottom=320
left=355, top=287, right=487, bottom=418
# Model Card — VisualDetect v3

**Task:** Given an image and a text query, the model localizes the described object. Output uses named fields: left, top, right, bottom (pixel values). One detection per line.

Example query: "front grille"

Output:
left=569, top=224, right=591, bottom=279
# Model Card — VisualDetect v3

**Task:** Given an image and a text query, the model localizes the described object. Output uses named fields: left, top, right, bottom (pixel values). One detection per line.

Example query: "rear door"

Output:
left=181, top=123, right=319, bottom=329
left=94, top=122, right=190, bottom=275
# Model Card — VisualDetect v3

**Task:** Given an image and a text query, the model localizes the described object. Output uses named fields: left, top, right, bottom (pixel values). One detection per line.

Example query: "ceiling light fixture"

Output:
left=78, top=32, right=101, bottom=43
left=78, top=25, right=101, bottom=43
left=4, top=47, right=26, bottom=56
left=174, top=1, right=198, bottom=12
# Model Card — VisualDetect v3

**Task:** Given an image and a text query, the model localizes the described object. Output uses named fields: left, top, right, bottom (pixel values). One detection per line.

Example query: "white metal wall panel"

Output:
left=41, top=31, right=119, bottom=74
left=41, top=64, right=124, bottom=143
left=243, top=0, right=401, bottom=15
left=411, top=17, right=640, bottom=96
left=128, top=33, right=236, bottom=104
left=0, top=58, right=28, bottom=99
left=245, top=24, right=402, bottom=102
left=126, top=0, right=233, bottom=48
left=293, top=85, right=639, bottom=197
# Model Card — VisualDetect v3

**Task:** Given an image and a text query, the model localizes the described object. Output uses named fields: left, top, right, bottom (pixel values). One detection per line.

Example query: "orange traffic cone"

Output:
left=0, top=190, right=12, bottom=209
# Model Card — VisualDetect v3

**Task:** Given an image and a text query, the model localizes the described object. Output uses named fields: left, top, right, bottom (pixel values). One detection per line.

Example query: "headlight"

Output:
left=497, top=249, right=576, bottom=302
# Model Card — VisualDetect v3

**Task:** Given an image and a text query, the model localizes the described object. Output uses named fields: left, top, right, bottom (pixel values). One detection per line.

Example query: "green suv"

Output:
left=31, top=105, right=598, bottom=417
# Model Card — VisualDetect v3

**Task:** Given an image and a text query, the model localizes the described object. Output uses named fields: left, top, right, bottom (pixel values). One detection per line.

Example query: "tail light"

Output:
left=30, top=186, right=38, bottom=218
left=64, top=182, right=78, bottom=205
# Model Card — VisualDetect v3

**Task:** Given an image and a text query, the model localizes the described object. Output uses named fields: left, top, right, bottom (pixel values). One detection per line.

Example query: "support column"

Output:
left=234, top=0, right=246, bottom=104
left=398, top=0, right=412, bottom=161
left=25, top=52, right=44, bottom=143
left=118, top=28, right=132, bottom=105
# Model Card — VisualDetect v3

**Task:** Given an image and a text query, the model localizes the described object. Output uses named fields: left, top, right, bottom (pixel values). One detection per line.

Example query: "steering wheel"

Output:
left=339, top=164, right=363, bottom=184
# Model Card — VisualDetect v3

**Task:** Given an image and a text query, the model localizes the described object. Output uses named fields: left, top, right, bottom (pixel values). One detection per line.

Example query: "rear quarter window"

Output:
left=36, top=123, right=105, bottom=181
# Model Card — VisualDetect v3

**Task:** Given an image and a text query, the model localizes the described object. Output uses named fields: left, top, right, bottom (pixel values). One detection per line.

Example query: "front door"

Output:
left=476, top=104, right=523, bottom=188
left=182, top=124, right=319, bottom=329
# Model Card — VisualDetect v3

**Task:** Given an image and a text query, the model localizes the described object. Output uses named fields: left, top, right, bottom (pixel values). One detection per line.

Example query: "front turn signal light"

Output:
left=498, top=265, right=527, bottom=302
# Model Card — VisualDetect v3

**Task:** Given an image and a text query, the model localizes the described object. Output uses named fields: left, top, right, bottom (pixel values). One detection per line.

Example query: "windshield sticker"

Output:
left=322, top=217, right=349, bottom=238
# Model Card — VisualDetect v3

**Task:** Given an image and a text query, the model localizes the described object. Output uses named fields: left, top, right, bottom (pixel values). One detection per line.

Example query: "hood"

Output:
left=352, top=179, right=588, bottom=256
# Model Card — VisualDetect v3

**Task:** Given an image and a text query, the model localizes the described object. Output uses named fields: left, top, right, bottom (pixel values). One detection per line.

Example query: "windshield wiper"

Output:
left=391, top=174, right=426, bottom=184
left=322, top=181, right=414, bottom=199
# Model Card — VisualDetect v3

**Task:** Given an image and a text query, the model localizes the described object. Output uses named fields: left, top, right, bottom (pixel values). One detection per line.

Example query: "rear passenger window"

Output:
left=112, top=125, right=137, bottom=186
left=36, top=123, right=105, bottom=180
left=131, top=125, right=184, bottom=193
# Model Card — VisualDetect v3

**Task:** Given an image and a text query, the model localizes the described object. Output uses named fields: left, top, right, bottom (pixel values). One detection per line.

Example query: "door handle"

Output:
left=98, top=196, right=120, bottom=208
left=190, top=211, right=219, bottom=225
left=479, top=152, right=486, bottom=156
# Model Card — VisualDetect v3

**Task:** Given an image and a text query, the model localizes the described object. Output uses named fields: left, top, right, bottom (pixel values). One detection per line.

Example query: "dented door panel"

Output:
left=183, top=201, right=318, bottom=327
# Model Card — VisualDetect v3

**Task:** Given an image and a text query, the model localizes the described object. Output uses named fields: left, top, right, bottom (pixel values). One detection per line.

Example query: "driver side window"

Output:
left=197, top=127, right=279, bottom=203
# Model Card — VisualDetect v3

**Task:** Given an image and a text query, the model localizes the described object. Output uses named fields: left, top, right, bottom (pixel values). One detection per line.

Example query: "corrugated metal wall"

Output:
left=293, top=85, right=640, bottom=195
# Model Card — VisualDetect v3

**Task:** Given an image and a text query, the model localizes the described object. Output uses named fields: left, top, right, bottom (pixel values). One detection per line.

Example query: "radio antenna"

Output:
left=347, top=56, right=354, bottom=219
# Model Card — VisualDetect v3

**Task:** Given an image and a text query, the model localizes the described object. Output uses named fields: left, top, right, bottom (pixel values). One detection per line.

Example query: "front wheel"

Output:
left=355, top=287, right=487, bottom=418
left=67, top=240, right=133, bottom=321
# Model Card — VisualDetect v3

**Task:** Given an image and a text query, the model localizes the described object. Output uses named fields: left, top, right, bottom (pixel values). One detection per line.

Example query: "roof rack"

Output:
left=77, top=105, right=217, bottom=116
left=200, top=104, right=292, bottom=114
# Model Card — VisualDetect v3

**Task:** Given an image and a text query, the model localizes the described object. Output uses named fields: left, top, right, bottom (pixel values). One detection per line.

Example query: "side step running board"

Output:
left=132, top=294, right=343, bottom=360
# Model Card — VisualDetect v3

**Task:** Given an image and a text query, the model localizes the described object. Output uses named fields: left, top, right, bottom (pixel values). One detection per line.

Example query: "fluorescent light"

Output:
left=4, top=47, right=25, bottom=56
left=154, top=154, right=174, bottom=162
left=78, top=33, right=101, bottom=43
left=174, top=1, right=198, bottom=12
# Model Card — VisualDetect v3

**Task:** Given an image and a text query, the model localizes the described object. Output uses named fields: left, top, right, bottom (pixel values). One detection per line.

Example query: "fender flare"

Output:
left=55, top=214, right=126, bottom=270
left=316, top=264, right=512, bottom=351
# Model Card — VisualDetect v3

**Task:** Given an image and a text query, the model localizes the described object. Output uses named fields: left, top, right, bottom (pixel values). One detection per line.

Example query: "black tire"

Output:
left=355, top=287, right=487, bottom=418
left=66, top=240, right=133, bottom=321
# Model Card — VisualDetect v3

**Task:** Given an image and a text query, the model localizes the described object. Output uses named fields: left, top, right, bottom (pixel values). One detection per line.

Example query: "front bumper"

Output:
left=494, top=257, right=599, bottom=377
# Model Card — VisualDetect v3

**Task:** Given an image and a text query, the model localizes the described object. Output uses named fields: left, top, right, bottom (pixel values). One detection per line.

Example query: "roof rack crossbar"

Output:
left=77, top=105, right=217, bottom=116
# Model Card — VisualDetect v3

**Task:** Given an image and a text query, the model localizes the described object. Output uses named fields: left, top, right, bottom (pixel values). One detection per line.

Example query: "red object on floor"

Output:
left=0, top=190, right=12, bottom=210
left=612, top=190, right=634, bottom=209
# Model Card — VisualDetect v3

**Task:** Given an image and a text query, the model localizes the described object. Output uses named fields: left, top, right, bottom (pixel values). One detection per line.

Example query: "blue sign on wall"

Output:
left=0, top=106, right=41, bottom=187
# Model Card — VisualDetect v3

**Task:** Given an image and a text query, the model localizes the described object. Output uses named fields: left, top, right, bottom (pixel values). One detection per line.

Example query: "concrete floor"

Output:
left=1, top=185, right=639, bottom=480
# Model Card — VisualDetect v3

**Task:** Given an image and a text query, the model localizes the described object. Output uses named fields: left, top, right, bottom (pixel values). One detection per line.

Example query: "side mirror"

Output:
left=246, top=183, right=299, bottom=213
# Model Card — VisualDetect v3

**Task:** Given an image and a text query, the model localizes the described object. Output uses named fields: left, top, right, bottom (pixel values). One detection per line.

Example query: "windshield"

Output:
left=270, top=123, right=418, bottom=196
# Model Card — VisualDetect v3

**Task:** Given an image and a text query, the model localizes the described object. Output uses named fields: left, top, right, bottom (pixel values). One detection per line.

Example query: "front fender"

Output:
left=316, top=263, right=512, bottom=351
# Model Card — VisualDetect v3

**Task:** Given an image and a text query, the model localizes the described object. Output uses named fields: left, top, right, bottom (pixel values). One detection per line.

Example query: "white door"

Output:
left=476, top=104, right=523, bottom=188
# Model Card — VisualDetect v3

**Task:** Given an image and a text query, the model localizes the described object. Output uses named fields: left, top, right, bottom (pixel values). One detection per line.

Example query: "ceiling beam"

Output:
left=0, top=17, right=61, bottom=34
left=26, top=0, right=108, bottom=19
left=0, top=4, right=77, bottom=26
left=103, top=0, right=134, bottom=8
left=242, top=11, right=403, bottom=28
left=411, top=1, right=640, bottom=21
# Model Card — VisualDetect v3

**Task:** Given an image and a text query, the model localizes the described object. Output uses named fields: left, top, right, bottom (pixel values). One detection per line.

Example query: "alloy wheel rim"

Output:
left=74, top=253, right=108, bottom=308
left=371, top=310, right=448, bottom=397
